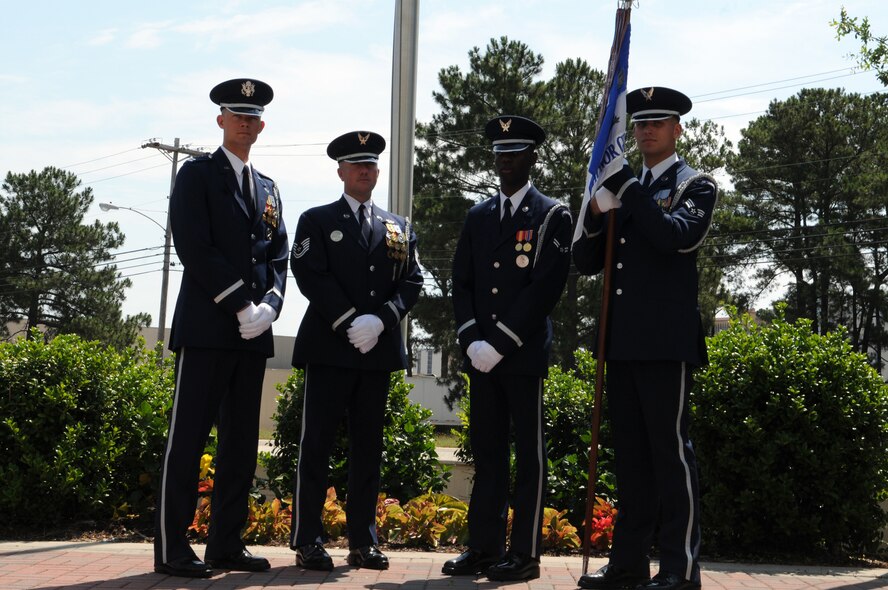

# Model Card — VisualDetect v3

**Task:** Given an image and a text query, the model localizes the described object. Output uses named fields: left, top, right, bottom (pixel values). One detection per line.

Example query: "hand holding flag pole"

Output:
left=577, top=0, right=633, bottom=576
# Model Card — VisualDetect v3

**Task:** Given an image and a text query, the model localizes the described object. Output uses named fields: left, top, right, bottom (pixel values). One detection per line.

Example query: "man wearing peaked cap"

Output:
left=288, top=129, right=422, bottom=572
left=445, top=115, right=571, bottom=581
left=574, top=86, right=715, bottom=590
left=153, top=78, right=287, bottom=578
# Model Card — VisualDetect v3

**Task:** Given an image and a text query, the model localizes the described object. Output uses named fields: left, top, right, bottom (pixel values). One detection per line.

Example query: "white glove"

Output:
left=470, top=340, right=503, bottom=373
left=236, top=303, right=259, bottom=325
left=466, top=340, right=483, bottom=364
left=593, top=186, right=622, bottom=213
left=357, top=336, right=379, bottom=354
left=347, top=314, right=384, bottom=351
left=239, top=302, right=276, bottom=340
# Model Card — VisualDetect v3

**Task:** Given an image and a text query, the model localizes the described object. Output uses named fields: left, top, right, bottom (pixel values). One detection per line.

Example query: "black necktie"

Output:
left=642, top=169, right=653, bottom=189
left=358, top=203, right=371, bottom=247
left=242, top=166, right=254, bottom=215
left=501, top=198, right=512, bottom=230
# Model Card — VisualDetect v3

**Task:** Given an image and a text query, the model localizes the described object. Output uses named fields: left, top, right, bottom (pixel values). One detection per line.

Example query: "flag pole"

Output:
left=581, top=1, right=633, bottom=575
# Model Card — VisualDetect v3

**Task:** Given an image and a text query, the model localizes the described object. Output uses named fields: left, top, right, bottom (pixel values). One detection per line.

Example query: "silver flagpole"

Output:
left=389, top=0, right=420, bottom=344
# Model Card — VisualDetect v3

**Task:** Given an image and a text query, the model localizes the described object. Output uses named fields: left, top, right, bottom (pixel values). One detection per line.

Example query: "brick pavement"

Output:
left=0, top=541, right=885, bottom=590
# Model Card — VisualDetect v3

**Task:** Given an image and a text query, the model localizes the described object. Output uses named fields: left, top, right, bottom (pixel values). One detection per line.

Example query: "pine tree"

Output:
left=0, top=166, right=149, bottom=347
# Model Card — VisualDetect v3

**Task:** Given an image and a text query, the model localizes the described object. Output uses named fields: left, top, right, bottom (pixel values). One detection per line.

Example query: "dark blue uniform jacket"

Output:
left=573, top=159, right=717, bottom=366
left=452, top=186, right=572, bottom=377
left=290, top=197, right=423, bottom=372
left=168, top=148, right=288, bottom=357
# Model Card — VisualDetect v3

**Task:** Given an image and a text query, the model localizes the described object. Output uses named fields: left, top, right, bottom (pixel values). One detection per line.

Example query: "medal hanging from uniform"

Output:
left=515, top=229, right=533, bottom=268
left=384, top=219, right=410, bottom=280
left=385, top=222, right=407, bottom=261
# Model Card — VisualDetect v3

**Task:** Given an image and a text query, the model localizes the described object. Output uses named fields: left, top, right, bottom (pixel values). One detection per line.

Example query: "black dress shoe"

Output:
left=485, top=552, right=540, bottom=581
left=205, top=548, right=270, bottom=572
left=639, top=572, right=700, bottom=590
left=347, top=545, right=389, bottom=570
left=294, top=542, right=334, bottom=571
left=441, top=549, right=501, bottom=575
left=154, top=556, right=213, bottom=578
left=578, top=564, right=650, bottom=589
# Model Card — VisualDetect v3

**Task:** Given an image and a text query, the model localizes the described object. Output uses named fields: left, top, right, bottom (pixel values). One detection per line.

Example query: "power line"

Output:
left=56, top=68, right=883, bottom=179
left=690, top=67, right=862, bottom=99
left=695, top=71, right=869, bottom=103
left=61, top=147, right=143, bottom=169
left=84, top=162, right=171, bottom=185
left=74, top=154, right=162, bottom=176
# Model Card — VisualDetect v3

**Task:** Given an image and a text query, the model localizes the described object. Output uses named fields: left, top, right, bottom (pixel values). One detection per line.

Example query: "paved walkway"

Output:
left=0, top=541, right=885, bottom=590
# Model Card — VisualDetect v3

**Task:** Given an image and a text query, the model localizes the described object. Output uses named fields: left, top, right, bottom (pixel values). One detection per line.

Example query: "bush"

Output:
left=0, top=333, right=173, bottom=525
left=262, top=369, right=450, bottom=503
left=693, top=310, right=888, bottom=558
left=453, top=349, right=616, bottom=527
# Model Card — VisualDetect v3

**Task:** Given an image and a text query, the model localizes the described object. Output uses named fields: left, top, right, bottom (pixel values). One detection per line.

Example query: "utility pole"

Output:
left=141, top=138, right=207, bottom=352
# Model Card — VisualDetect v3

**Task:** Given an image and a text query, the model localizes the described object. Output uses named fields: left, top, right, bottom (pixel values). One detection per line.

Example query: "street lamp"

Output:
left=99, top=202, right=166, bottom=233
left=99, top=202, right=173, bottom=350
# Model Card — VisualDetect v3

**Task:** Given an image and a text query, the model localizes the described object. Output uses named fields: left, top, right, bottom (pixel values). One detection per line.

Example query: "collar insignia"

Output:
left=358, top=132, right=369, bottom=145
left=499, top=118, right=512, bottom=132
left=241, top=81, right=256, bottom=97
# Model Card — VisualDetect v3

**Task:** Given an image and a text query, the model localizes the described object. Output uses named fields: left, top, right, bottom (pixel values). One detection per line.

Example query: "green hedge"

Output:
left=262, top=369, right=450, bottom=502
left=692, top=310, right=888, bottom=557
left=0, top=333, right=172, bottom=525
left=2, top=317, right=885, bottom=561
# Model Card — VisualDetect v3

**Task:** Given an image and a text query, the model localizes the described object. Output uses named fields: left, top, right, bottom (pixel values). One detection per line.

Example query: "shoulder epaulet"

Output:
left=189, top=154, right=212, bottom=165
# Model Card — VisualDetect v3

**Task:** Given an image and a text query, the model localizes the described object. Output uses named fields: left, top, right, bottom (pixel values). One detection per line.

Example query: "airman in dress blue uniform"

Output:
left=154, top=78, right=288, bottom=578
left=574, top=87, right=717, bottom=590
left=288, top=131, right=423, bottom=572
left=443, top=116, right=573, bottom=582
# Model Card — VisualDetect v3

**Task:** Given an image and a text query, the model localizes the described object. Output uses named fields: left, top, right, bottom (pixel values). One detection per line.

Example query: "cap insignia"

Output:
left=499, top=118, right=512, bottom=132
left=241, top=81, right=256, bottom=97
left=358, top=132, right=369, bottom=145
left=641, top=87, right=654, bottom=101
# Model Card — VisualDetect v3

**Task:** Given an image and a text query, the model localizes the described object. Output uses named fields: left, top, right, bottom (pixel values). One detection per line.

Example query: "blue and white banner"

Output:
left=572, top=23, right=631, bottom=243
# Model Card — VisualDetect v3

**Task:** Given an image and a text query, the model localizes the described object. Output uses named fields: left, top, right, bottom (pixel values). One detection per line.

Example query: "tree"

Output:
left=726, top=89, right=888, bottom=366
left=833, top=8, right=888, bottom=86
left=675, top=118, right=736, bottom=334
left=0, top=166, right=150, bottom=347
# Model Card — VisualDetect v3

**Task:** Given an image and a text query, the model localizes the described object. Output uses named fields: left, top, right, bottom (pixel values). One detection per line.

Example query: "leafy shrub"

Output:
left=188, top=470, right=606, bottom=551
left=0, top=333, right=172, bottom=525
left=544, top=350, right=616, bottom=524
left=586, top=496, right=617, bottom=551
left=693, top=310, right=888, bottom=558
left=454, top=349, right=616, bottom=526
left=541, top=507, right=581, bottom=551
left=243, top=496, right=291, bottom=544
left=263, top=369, right=450, bottom=502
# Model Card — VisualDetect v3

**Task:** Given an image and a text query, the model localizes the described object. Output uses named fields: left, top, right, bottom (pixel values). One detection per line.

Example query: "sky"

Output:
left=2, top=0, right=886, bottom=338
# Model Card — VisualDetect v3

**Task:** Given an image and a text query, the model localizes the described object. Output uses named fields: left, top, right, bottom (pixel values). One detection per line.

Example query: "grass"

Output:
left=433, top=426, right=460, bottom=448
